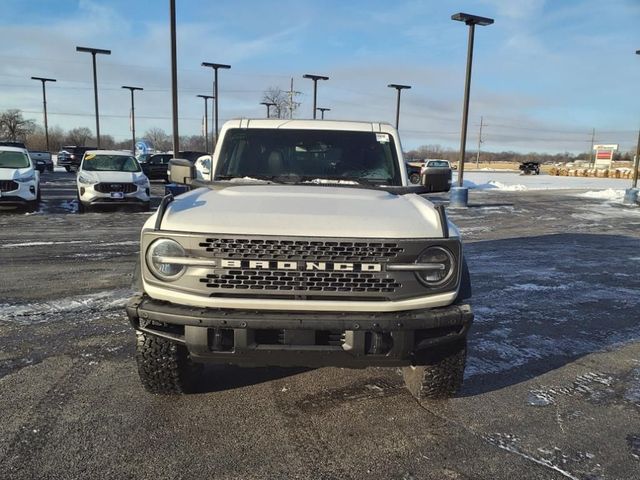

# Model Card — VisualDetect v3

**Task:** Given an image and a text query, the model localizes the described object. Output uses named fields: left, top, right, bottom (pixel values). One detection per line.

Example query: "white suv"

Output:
left=0, top=146, right=40, bottom=211
left=76, top=150, right=150, bottom=213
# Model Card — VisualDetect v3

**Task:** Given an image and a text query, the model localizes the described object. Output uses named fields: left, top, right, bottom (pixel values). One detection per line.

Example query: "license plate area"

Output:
left=110, top=192, right=124, bottom=199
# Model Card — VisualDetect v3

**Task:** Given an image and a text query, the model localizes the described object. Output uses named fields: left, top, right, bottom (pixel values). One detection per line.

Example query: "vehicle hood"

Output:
left=0, top=167, right=33, bottom=181
left=156, top=185, right=446, bottom=238
left=79, top=171, right=147, bottom=183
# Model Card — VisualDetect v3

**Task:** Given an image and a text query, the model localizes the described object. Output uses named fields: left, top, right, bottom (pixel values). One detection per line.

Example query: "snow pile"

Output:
left=461, top=179, right=528, bottom=191
left=577, top=189, right=625, bottom=201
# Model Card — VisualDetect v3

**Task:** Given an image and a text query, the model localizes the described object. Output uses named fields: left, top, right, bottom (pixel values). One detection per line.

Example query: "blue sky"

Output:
left=0, top=0, right=638, bottom=153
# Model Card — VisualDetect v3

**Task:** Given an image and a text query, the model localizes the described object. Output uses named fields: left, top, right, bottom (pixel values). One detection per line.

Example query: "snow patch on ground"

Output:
left=577, top=189, right=625, bottom=201
left=0, top=289, right=133, bottom=325
left=457, top=171, right=633, bottom=191
left=1, top=240, right=90, bottom=248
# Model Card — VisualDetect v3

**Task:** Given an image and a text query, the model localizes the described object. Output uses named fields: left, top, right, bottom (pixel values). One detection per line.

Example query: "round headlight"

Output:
left=415, top=246, right=455, bottom=287
left=146, top=238, right=186, bottom=281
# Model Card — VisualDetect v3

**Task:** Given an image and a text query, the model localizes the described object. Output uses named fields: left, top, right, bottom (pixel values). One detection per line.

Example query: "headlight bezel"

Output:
left=134, top=176, right=150, bottom=187
left=413, top=246, right=456, bottom=288
left=146, top=238, right=187, bottom=282
left=77, top=173, right=95, bottom=185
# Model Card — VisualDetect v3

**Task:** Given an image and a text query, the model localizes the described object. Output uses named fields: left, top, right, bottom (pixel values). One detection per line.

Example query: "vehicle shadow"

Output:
left=459, top=232, right=640, bottom=397
left=194, top=365, right=310, bottom=394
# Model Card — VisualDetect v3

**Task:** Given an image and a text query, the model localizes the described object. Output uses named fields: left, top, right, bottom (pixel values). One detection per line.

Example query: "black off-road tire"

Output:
left=402, top=339, right=467, bottom=400
left=135, top=331, right=202, bottom=394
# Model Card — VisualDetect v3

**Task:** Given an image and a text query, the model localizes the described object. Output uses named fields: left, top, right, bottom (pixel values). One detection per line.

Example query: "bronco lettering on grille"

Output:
left=220, top=259, right=382, bottom=272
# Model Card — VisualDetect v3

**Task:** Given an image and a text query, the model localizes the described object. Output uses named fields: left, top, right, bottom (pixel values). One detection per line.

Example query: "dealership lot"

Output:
left=1, top=171, right=639, bottom=479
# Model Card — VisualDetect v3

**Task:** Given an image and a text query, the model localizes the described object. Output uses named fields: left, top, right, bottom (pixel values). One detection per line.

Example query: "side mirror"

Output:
left=168, top=158, right=194, bottom=185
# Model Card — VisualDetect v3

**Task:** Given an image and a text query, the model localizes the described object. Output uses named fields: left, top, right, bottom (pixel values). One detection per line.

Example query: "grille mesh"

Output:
left=200, top=269, right=401, bottom=294
left=199, top=238, right=404, bottom=262
left=0, top=180, right=18, bottom=192
left=94, top=183, right=136, bottom=194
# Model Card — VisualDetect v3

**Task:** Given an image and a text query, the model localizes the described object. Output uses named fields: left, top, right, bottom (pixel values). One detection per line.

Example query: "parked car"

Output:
left=0, top=146, right=41, bottom=211
left=29, top=150, right=54, bottom=172
left=519, top=161, right=540, bottom=175
left=420, top=159, right=452, bottom=193
left=140, top=153, right=173, bottom=181
left=76, top=150, right=150, bottom=213
left=57, top=146, right=96, bottom=172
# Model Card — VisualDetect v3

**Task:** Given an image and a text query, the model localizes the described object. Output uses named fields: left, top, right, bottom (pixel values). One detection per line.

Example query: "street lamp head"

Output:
left=31, top=76, right=56, bottom=83
left=122, top=86, right=143, bottom=91
left=260, top=101, right=276, bottom=107
left=388, top=84, right=411, bottom=90
left=197, top=94, right=214, bottom=99
left=451, top=12, right=494, bottom=26
left=303, top=74, right=329, bottom=81
left=76, top=46, right=111, bottom=55
left=202, top=62, right=231, bottom=70
left=317, top=107, right=331, bottom=111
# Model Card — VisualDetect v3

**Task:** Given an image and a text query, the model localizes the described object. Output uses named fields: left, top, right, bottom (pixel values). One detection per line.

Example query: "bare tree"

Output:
left=0, top=109, right=36, bottom=141
left=65, top=127, right=93, bottom=146
left=262, top=86, right=296, bottom=119
left=143, top=127, right=171, bottom=151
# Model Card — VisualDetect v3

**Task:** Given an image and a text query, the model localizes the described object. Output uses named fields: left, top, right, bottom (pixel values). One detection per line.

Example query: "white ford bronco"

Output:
left=127, top=119, right=472, bottom=400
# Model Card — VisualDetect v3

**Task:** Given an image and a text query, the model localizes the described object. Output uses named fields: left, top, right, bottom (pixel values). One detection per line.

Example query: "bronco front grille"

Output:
left=200, top=269, right=402, bottom=294
left=94, top=182, right=136, bottom=194
left=0, top=180, right=18, bottom=192
left=199, top=238, right=404, bottom=262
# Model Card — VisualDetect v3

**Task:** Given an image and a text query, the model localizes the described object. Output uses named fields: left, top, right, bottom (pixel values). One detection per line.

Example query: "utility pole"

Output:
left=287, top=78, right=301, bottom=119
left=75, top=46, right=111, bottom=148
left=121, top=86, right=143, bottom=155
left=30, top=77, right=56, bottom=152
left=589, top=128, right=595, bottom=167
left=475, top=116, right=484, bottom=168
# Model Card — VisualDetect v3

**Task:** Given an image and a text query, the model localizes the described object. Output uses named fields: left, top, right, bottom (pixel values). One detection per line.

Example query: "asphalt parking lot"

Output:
left=1, top=171, right=639, bottom=479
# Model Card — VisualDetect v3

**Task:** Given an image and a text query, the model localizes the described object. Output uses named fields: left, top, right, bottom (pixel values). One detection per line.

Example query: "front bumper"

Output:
left=126, top=294, right=473, bottom=368
left=0, top=181, right=38, bottom=205
left=78, top=184, right=150, bottom=206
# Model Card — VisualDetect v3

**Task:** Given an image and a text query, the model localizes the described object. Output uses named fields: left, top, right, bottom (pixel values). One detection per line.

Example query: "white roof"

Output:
left=83, top=150, right=134, bottom=156
left=223, top=118, right=397, bottom=132
left=0, top=146, right=28, bottom=153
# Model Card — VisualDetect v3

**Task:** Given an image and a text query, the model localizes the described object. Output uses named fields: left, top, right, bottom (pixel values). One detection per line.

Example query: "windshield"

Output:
left=215, top=128, right=401, bottom=185
left=82, top=154, right=141, bottom=172
left=426, top=160, right=449, bottom=168
left=0, top=150, right=30, bottom=168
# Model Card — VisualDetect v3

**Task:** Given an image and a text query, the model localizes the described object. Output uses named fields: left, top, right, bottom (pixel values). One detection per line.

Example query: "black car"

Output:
left=519, top=161, right=540, bottom=175
left=57, top=146, right=96, bottom=172
left=141, top=153, right=173, bottom=181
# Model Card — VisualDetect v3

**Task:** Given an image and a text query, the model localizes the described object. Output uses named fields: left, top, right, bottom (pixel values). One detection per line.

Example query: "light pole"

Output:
left=197, top=94, right=214, bottom=152
left=201, top=62, right=231, bottom=144
left=75, top=46, right=111, bottom=148
left=387, top=84, right=411, bottom=129
left=316, top=107, right=330, bottom=120
left=450, top=12, right=494, bottom=208
left=303, top=74, right=329, bottom=119
left=169, top=0, right=179, bottom=154
left=623, top=49, right=640, bottom=205
left=30, top=76, right=56, bottom=151
left=122, top=86, right=143, bottom=155
left=260, top=101, right=276, bottom=118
